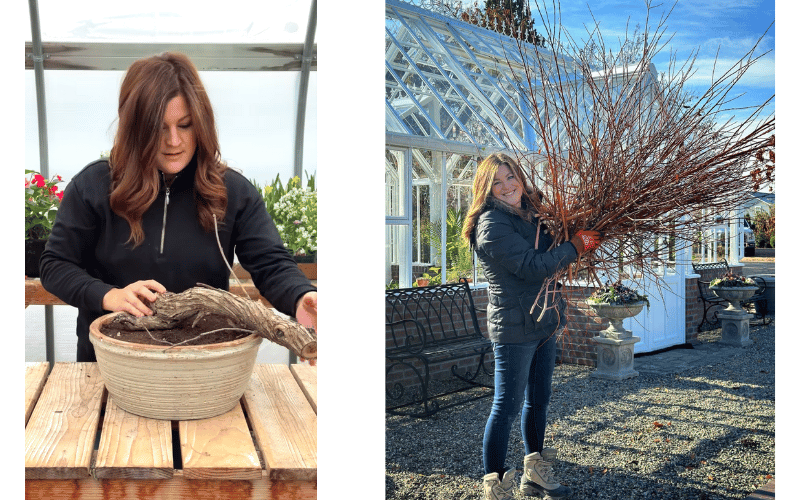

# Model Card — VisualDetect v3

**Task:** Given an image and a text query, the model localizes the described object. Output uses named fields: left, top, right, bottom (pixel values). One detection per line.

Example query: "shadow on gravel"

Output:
left=386, top=324, right=775, bottom=500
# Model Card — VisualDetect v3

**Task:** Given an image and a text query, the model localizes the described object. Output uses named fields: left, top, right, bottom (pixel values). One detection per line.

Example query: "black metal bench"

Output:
left=692, top=259, right=769, bottom=331
left=385, top=279, right=493, bottom=417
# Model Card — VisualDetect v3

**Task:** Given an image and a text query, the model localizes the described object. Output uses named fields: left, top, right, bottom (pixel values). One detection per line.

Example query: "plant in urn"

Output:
left=709, top=272, right=759, bottom=312
left=709, top=272, right=759, bottom=347
left=586, top=282, right=649, bottom=380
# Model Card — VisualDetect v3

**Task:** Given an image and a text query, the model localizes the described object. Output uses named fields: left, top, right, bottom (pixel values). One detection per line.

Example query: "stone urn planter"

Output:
left=587, top=301, right=646, bottom=381
left=709, top=285, right=759, bottom=347
left=90, top=311, right=262, bottom=420
left=709, top=286, right=759, bottom=312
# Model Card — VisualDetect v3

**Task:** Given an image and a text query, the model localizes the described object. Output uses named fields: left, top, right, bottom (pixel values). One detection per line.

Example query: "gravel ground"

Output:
left=386, top=321, right=775, bottom=500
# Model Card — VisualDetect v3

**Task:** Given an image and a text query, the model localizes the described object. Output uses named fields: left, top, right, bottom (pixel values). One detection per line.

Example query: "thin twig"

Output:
left=213, top=214, right=249, bottom=299
left=164, top=327, right=257, bottom=350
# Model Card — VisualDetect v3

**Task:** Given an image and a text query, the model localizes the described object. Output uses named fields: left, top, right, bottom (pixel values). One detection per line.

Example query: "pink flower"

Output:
left=33, top=174, right=45, bottom=188
left=50, top=185, right=58, bottom=194
left=56, top=191, right=64, bottom=201
left=293, top=220, right=301, bottom=225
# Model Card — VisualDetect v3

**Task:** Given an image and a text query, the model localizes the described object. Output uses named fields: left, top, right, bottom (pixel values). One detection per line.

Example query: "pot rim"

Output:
left=89, top=311, right=262, bottom=353
left=587, top=300, right=647, bottom=307
left=708, top=285, right=759, bottom=290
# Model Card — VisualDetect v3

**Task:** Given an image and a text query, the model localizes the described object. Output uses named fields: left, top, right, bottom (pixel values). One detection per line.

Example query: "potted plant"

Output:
left=709, top=272, right=759, bottom=312
left=25, top=170, right=64, bottom=277
left=586, top=281, right=649, bottom=339
left=587, top=281, right=649, bottom=380
left=254, top=172, right=317, bottom=264
left=414, top=267, right=441, bottom=287
left=89, top=285, right=316, bottom=420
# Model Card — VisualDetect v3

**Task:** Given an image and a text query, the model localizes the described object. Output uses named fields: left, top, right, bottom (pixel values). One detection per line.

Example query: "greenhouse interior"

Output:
left=25, top=0, right=317, bottom=365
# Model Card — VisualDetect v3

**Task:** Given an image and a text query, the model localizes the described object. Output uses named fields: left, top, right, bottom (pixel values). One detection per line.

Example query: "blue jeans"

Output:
left=482, top=331, right=559, bottom=475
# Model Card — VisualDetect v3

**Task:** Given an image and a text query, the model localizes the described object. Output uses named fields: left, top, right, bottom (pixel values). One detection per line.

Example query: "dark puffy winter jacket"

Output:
left=472, top=198, right=578, bottom=344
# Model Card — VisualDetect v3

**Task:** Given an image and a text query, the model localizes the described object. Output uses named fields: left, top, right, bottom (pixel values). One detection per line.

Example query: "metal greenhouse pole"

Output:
left=28, top=0, right=55, bottom=368
left=294, top=0, right=316, bottom=180
left=289, top=0, right=316, bottom=365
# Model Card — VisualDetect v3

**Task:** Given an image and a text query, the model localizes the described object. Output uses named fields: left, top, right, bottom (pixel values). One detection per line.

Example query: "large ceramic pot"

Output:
left=89, top=312, right=262, bottom=420
left=710, top=286, right=758, bottom=312
left=587, top=301, right=646, bottom=340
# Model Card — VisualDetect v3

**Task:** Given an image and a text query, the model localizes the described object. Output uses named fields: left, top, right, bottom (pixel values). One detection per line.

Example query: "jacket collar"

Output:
left=161, top=153, right=198, bottom=191
left=485, top=195, right=533, bottom=217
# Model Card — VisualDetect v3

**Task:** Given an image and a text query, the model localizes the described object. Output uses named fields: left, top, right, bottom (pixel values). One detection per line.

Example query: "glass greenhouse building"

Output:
left=385, top=0, right=751, bottom=291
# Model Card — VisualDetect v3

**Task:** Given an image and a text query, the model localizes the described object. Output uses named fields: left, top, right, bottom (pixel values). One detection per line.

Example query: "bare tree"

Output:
left=490, top=0, right=774, bottom=308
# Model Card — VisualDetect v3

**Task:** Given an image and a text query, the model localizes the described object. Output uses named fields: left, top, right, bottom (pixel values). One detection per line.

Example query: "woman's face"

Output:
left=491, top=163, right=523, bottom=208
left=156, top=94, right=196, bottom=177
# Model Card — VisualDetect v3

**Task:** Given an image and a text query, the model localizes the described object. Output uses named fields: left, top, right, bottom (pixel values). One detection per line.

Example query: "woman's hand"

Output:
left=296, top=291, right=317, bottom=365
left=571, top=230, right=604, bottom=254
left=102, top=280, right=167, bottom=317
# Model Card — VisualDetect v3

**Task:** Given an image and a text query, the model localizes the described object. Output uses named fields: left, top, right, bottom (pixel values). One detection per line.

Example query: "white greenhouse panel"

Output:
left=28, top=0, right=315, bottom=44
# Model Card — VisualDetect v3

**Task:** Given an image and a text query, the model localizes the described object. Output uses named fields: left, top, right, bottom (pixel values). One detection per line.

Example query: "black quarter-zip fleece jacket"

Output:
left=40, top=157, right=316, bottom=351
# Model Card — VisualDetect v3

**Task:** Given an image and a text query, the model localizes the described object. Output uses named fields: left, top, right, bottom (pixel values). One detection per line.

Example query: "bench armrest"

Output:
left=386, top=318, right=429, bottom=353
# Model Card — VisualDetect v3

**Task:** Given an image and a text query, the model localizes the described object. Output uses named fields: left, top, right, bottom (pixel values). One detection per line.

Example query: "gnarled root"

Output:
left=106, top=284, right=317, bottom=360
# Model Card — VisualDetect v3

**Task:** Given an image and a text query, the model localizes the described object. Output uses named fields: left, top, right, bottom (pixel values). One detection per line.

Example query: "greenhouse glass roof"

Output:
left=386, top=0, right=662, bottom=158
left=25, top=0, right=316, bottom=71
left=386, top=0, right=563, bottom=152
left=25, top=0, right=317, bottom=185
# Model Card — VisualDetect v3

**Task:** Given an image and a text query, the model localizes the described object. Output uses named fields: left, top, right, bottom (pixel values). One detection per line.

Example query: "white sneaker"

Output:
left=483, top=468, right=517, bottom=500
left=520, top=448, right=572, bottom=498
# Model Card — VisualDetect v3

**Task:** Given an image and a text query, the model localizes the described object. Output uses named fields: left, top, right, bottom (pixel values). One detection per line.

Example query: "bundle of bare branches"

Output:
left=492, top=0, right=774, bottom=290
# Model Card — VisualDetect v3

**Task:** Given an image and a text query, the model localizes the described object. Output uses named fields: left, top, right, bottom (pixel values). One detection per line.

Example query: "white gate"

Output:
left=617, top=231, right=689, bottom=354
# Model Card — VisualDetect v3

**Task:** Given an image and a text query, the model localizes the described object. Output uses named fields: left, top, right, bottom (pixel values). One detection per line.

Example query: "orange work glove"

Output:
left=571, top=230, right=603, bottom=254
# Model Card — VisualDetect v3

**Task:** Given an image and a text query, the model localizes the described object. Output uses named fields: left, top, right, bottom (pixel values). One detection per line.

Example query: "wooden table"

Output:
left=25, top=362, right=317, bottom=499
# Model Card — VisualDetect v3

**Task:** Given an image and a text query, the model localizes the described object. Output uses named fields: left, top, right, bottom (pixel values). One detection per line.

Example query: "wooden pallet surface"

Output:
left=25, top=362, right=317, bottom=499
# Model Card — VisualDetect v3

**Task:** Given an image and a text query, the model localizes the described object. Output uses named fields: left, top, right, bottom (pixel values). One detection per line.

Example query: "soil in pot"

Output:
left=99, top=313, right=250, bottom=346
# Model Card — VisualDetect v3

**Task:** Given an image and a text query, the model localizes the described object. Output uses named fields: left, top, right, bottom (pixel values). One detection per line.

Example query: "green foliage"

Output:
left=25, top=170, right=64, bottom=240
left=445, top=208, right=473, bottom=282
left=413, top=267, right=442, bottom=287
left=751, top=205, right=775, bottom=248
left=252, top=171, right=317, bottom=256
left=588, top=281, right=650, bottom=309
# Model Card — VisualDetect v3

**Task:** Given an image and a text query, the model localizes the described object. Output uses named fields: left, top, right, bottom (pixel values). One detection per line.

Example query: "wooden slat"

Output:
left=25, top=362, right=49, bottom=426
left=25, top=472, right=317, bottom=499
left=24, top=278, right=268, bottom=307
left=233, top=263, right=316, bottom=281
left=179, top=402, right=262, bottom=480
left=289, top=364, right=317, bottom=413
left=93, top=397, right=173, bottom=479
left=25, top=279, right=65, bottom=307
left=242, top=365, right=317, bottom=481
left=25, top=363, right=105, bottom=479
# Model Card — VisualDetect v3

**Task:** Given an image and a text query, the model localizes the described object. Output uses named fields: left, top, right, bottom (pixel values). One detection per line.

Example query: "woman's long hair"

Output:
left=109, top=52, right=227, bottom=247
left=461, top=152, right=539, bottom=247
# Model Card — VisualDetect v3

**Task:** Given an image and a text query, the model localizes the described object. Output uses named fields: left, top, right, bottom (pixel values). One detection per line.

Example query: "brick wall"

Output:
left=385, top=266, right=733, bottom=393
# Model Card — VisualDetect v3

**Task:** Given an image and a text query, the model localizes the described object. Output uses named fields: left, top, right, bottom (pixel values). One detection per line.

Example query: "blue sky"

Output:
left=531, top=0, right=776, bottom=131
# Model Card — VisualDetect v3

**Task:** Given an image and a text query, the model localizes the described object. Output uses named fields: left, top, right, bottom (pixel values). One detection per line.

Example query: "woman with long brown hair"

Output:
left=40, top=52, right=317, bottom=362
left=463, top=153, right=601, bottom=500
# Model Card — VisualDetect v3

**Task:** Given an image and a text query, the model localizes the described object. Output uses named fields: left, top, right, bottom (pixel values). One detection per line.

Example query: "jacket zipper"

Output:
left=160, top=173, right=171, bottom=254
